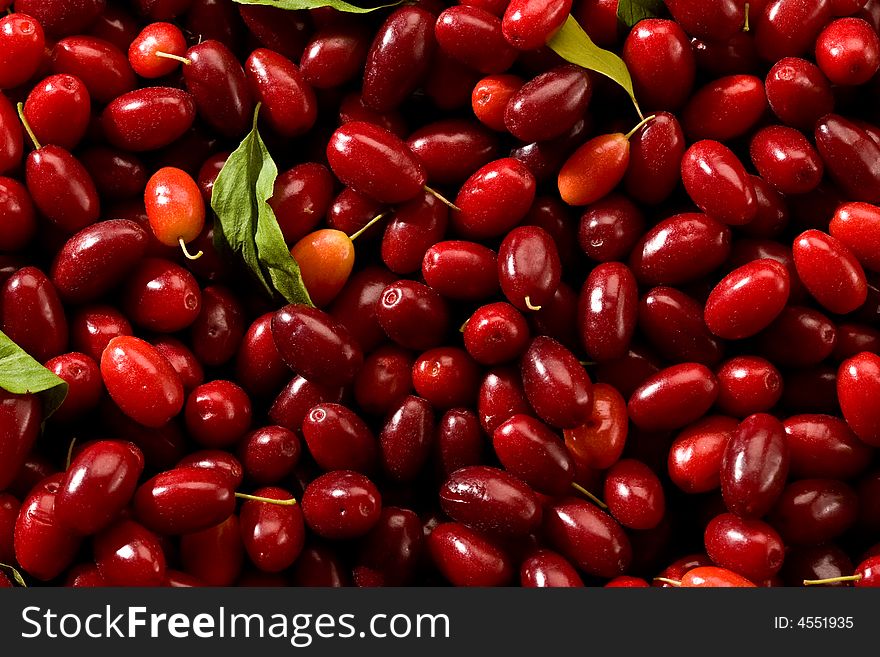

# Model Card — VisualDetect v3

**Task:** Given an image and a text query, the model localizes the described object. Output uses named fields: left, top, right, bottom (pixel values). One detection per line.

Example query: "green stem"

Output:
left=16, top=102, right=41, bottom=150
left=803, top=575, right=861, bottom=586
left=653, top=577, right=681, bottom=587
left=179, top=237, right=204, bottom=260
left=743, top=3, right=750, bottom=32
left=0, top=563, right=27, bottom=587
left=524, top=296, right=543, bottom=312
left=571, top=482, right=608, bottom=509
left=348, top=211, right=390, bottom=242
left=624, top=114, right=657, bottom=141
left=155, top=51, right=191, bottom=65
left=423, top=185, right=460, bottom=212
left=235, top=492, right=298, bottom=506
left=65, top=437, right=77, bottom=471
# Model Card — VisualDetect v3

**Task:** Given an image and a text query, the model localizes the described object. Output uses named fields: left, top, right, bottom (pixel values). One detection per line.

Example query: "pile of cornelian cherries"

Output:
left=2, top=0, right=880, bottom=589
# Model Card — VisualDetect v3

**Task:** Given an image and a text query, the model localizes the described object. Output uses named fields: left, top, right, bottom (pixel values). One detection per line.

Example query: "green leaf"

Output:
left=548, top=15, right=645, bottom=120
left=233, top=0, right=400, bottom=13
left=0, top=330, right=68, bottom=418
left=0, top=563, right=27, bottom=588
left=617, top=0, right=664, bottom=27
left=211, top=105, right=313, bottom=307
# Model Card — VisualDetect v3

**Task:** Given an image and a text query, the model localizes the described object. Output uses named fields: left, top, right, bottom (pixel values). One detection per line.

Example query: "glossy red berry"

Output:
left=0, top=13, right=45, bottom=89
left=704, top=513, right=785, bottom=581
left=815, top=17, right=880, bottom=85
left=521, top=336, right=593, bottom=429
left=628, top=363, right=719, bottom=432
left=428, top=522, right=513, bottom=587
left=704, top=259, right=790, bottom=339
left=128, top=22, right=187, bottom=78
left=301, top=470, right=381, bottom=539
left=793, top=229, right=868, bottom=315
left=184, top=380, right=252, bottom=449
left=604, top=459, right=665, bottom=530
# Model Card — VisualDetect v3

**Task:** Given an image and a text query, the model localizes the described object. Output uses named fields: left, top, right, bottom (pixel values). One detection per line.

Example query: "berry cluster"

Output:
left=1, top=0, right=880, bottom=589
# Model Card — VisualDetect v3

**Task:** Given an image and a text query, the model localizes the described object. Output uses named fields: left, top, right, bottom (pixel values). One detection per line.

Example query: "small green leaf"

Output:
left=233, top=0, right=400, bottom=13
left=0, top=330, right=68, bottom=418
left=0, top=563, right=27, bottom=588
left=617, top=0, right=664, bottom=28
left=547, top=15, right=645, bottom=120
left=211, top=105, right=313, bottom=307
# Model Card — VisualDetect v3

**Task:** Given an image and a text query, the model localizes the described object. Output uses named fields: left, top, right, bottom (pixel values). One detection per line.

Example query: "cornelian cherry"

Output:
left=145, top=167, right=205, bottom=260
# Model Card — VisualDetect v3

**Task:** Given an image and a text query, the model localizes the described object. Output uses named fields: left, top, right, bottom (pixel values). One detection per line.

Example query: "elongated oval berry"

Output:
left=682, top=75, right=767, bottom=142
left=184, top=40, right=253, bottom=139
left=622, top=19, right=695, bottom=111
left=128, top=21, right=187, bottom=78
left=23, top=74, right=91, bottom=151
left=422, top=240, right=499, bottom=302
left=793, top=230, right=867, bottom=315
left=704, top=513, right=785, bottom=582
left=0, top=13, right=45, bottom=89
left=630, top=213, right=731, bottom=285
left=704, top=259, right=790, bottom=340
left=55, top=440, right=144, bottom=535
left=144, top=167, right=205, bottom=252
left=102, top=87, right=196, bottom=152
left=558, top=132, right=630, bottom=206
left=544, top=497, right=632, bottom=578
left=428, top=522, right=513, bottom=586
left=440, top=466, right=541, bottom=538
left=15, top=475, right=81, bottom=582
left=134, top=466, right=234, bottom=535
left=604, top=459, right=665, bottom=530
left=271, top=304, right=363, bottom=388
left=578, top=262, right=638, bottom=362
left=815, top=114, right=880, bottom=203
left=493, top=414, right=574, bottom=496
left=720, top=413, right=790, bottom=518
left=240, top=486, right=304, bottom=573
left=179, top=516, right=243, bottom=586
left=379, top=395, right=435, bottom=482
left=453, top=158, right=536, bottom=239
left=838, top=352, right=880, bottom=446
left=100, top=336, right=184, bottom=428
left=327, top=121, right=426, bottom=204
left=522, top=337, right=592, bottom=429
left=435, top=6, right=518, bottom=75
left=679, top=566, right=756, bottom=587
left=406, top=120, right=498, bottom=186
left=362, top=7, right=436, bottom=112
left=377, top=280, right=450, bottom=350
left=784, top=414, right=871, bottom=479
left=830, top=202, right=880, bottom=272
left=290, top=229, right=355, bottom=308
left=51, top=219, right=149, bottom=304
left=269, top=163, right=334, bottom=246
left=1, top=266, right=68, bottom=363
left=26, top=145, right=101, bottom=233
left=504, top=65, right=591, bottom=143
left=302, top=403, right=377, bottom=473
left=502, top=0, right=571, bottom=50
left=245, top=47, right=316, bottom=138
left=629, top=363, right=719, bottom=431
left=498, top=226, right=561, bottom=312
left=624, top=111, right=685, bottom=205
left=681, top=140, right=756, bottom=225
left=769, top=479, right=858, bottom=545
left=300, top=24, right=371, bottom=90
left=301, top=470, right=381, bottom=539
left=639, top=287, right=724, bottom=366
left=750, top=125, right=824, bottom=195
left=765, top=57, right=834, bottom=131
left=50, top=36, right=136, bottom=103
left=93, top=518, right=166, bottom=586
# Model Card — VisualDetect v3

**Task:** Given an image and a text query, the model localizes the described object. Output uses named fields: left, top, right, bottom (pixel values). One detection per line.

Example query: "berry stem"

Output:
left=570, top=482, right=608, bottom=509
left=16, top=102, right=41, bottom=150
left=743, top=3, right=750, bottom=32
left=653, top=577, right=681, bottom=587
left=235, top=492, right=298, bottom=506
left=349, top=211, right=389, bottom=242
left=803, top=574, right=861, bottom=586
left=624, top=114, right=657, bottom=141
left=65, top=437, right=77, bottom=471
left=524, top=296, right=543, bottom=311
left=423, top=185, right=461, bottom=212
left=179, top=237, right=204, bottom=261
left=155, top=51, right=192, bottom=65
